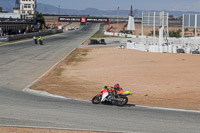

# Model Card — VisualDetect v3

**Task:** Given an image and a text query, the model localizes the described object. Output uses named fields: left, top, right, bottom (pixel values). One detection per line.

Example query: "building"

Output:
left=0, top=0, right=36, bottom=36
left=0, top=12, right=27, bottom=19
left=0, top=12, right=33, bottom=36
left=13, top=0, right=36, bottom=20
left=0, top=17, right=33, bottom=35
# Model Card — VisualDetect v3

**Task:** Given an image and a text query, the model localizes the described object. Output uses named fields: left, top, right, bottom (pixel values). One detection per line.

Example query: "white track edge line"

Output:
left=136, top=105, right=200, bottom=113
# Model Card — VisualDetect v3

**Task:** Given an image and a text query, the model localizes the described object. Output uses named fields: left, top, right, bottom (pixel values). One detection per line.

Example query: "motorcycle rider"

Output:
left=101, top=85, right=120, bottom=102
left=114, top=83, right=122, bottom=91
left=33, top=36, right=37, bottom=44
left=101, top=86, right=109, bottom=102
left=92, top=84, right=131, bottom=105
left=38, top=36, right=43, bottom=45
left=112, top=84, right=121, bottom=96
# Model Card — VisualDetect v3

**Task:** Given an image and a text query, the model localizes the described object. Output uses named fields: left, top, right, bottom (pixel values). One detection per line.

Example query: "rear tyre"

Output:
left=92, top=95, right=102, bottom=104
left=117, top=97, right=128, bottom=106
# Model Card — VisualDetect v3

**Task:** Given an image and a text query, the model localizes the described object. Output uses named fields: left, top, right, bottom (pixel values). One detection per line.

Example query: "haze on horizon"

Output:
left=38, top=0, right=200, bottom=11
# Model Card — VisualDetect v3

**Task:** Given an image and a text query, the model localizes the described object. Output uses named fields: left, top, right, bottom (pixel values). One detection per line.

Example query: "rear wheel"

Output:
left=92, top=95, right=102, bottom=104
left=117, top=97, right=128, bottom=106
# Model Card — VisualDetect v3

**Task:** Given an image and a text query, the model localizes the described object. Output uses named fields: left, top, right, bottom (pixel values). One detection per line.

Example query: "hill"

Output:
left=1, top=0, right=200, bottom=18
left=0, top=0, right=15, bottom=12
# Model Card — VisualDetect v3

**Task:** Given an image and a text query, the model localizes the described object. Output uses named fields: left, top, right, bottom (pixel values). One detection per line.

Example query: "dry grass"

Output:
left=0, top=42, right=5, bottom=45
left=66, top=48, right=91, bottom=65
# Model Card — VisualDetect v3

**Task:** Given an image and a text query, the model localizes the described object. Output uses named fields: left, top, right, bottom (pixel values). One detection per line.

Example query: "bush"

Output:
left=169, top=29, right=181, bottom=38
left=148, top=30, right=159, bottom=36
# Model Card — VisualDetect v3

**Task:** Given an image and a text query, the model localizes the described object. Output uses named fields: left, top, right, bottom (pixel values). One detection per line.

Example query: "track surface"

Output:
left=0, top=24, right=200, bottom=133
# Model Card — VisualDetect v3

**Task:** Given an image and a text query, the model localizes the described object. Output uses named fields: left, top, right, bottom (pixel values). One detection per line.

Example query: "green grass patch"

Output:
left=91, top=34, right=116, bottom=38
left=0, top=42, right=5, bottom=45
left=79, top=25, right=85, bottom=30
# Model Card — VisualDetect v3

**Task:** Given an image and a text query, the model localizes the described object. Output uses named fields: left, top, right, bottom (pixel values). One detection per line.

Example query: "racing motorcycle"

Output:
left=34, top=39, right=38, bottom=44
left=39, top=39, right=43, bottom=45
left=92, top=88, right=132, bottom=106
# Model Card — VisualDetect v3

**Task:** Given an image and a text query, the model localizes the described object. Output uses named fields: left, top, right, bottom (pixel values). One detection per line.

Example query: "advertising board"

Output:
left=59, top=17, right=109, bottom=23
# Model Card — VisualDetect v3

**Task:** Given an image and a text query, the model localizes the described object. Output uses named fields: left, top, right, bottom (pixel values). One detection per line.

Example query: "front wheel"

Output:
left=117, top=97, right=128, bottom=106
left=92, top=95, right=102, bottom=104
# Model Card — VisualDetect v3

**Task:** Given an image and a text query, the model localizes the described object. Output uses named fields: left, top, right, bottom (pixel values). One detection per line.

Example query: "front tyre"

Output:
left=117, top=97, right=128, bottom=106
left=92, top=95, right=102, bottom=104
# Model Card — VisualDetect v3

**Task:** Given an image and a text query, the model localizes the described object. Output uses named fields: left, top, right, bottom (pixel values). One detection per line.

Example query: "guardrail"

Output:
left=0, top=36, right=8, bottom=42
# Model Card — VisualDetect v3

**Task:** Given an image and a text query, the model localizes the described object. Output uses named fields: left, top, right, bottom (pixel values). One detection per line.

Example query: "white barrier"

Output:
left=163, top=46, right=168, bottom=53
left=168, top=45, right=173, bottom=53
left=126, top=42, right=194, bottom=54
left=103, top=33, right=199, bottom=54
left=104, top=32, right=137, bottom=38
left=186, top=47, right=191, bottom=53
left=127, top=34, right=137, bottom=38
left=159, top=45, right=163, bottom=53
left=172, top=46, right=177, bottom=53
left=104, top=32, right=114, bottom=36
left=126, top=42, right=135, bottom=49
left=126, top=42, right=146, bottom=51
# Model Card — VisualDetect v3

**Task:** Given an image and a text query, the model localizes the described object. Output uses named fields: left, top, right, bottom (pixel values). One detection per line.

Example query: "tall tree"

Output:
left=0, top=7, right=2, bottom=12
left=36, top=12, right=45, bottom=29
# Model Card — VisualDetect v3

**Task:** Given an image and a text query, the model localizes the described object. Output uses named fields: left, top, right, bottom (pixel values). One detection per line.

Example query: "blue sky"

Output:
left=38, top=0, right=200, bottom=11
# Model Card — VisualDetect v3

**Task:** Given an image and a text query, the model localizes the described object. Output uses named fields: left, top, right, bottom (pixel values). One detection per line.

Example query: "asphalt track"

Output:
left=0, top=24, right=200, bottom=133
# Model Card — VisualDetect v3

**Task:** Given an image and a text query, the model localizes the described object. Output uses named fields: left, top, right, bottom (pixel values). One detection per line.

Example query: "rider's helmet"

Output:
left=114, top=84, right=120, bottom=89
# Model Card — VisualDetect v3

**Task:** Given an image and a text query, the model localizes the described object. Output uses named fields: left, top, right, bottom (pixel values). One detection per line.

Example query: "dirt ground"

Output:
left=32, top=47, right=200, bottom=111
left=0, top=126, right=107, bottom=133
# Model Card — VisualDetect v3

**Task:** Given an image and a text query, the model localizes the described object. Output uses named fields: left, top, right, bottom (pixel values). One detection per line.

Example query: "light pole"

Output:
left=117, top=7, right=119, bottom=33
left=58, top=5, right=60, bottom=15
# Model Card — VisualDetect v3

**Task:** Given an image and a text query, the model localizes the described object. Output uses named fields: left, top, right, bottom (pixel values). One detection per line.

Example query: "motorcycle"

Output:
left=92, top=88, right=132, bottom=106
left=39, top=39, right=43, bottom=45
left=34, top=39, right=38, bottom=44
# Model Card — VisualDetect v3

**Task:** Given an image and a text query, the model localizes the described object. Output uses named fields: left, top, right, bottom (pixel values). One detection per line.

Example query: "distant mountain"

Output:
left=36, top=3, right=198, bottom=18
left=36, top=3, right=131, bottom=17
left=1, top=0, right=200, bottom=18
left=0, top=0, right=15, bottom=12
left=36, top=5, right=200, bottom=18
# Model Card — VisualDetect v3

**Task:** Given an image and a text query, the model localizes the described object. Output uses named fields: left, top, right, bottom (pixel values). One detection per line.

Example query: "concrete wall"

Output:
left=0, top=13, right=21, bottom=19
left=126, top=41, right=199, bottom=54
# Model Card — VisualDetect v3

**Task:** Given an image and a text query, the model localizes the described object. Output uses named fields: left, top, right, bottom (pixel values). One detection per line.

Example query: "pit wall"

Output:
left=0, top=29, right=63, bottom=42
